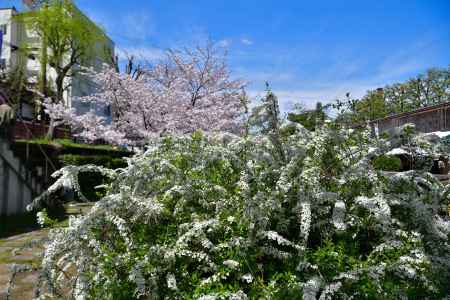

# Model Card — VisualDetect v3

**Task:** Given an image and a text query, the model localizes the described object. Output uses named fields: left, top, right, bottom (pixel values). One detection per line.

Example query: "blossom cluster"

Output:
left=37, top=125, right=449, bottom=299
left=44, top=43, right=246, bottom=145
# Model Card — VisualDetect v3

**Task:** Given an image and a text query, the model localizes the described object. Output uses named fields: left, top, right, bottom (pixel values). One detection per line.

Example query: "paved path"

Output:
left=0, top=204, right=93, bottom=299
left=0, top=229, right=50, bottom=300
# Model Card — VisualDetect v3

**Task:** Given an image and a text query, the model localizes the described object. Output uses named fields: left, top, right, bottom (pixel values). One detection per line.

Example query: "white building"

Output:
left=0, top=7, right=23, bottom=71
left=0, top=5, right=115, bottom=120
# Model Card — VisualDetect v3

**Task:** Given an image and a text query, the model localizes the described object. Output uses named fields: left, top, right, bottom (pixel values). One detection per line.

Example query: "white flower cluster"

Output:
left=37, top=126, right=449, bottom=299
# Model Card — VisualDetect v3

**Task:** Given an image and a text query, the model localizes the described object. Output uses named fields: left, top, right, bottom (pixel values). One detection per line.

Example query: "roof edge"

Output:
left=0, top=7, right=18, bottom=12
left=371, top=102, right=450, bottom=123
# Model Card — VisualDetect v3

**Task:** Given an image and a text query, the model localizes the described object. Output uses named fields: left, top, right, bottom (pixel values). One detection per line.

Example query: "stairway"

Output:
left=0, top=134, right=44, bottom=216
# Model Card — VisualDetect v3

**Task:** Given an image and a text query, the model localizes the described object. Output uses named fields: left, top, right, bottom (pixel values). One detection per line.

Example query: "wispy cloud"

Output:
left=241, top=38, right=253, bottom=46
left=116, top=46, right=166, bottom=62
left=375, top=43, right=434, bottom=82
left=235, top=69, right=294, bottom=85
left=248, top=84, right=371, bottom=111
left=83, top=9, right=155, bottom=43
left=121, top=12, right=155, bottom=41
left=217, top=39, right=232, bottom=47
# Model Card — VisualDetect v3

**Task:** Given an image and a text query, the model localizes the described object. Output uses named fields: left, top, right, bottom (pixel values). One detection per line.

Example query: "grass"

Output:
left=15, top=138, right=123, bottom=152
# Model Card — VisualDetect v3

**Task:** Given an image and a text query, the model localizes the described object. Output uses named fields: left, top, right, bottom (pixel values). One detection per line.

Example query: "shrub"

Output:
left=34, top=126, right=449, bottom=299
left=58, top=154, right=127, bottom=169
left=372, top=155, right=402, bottom=171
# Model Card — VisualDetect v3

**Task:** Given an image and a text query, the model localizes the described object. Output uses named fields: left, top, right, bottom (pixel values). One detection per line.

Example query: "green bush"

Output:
left=58, top=154, right=127, bottom=169
left=372, top=155, right=402, bottom=171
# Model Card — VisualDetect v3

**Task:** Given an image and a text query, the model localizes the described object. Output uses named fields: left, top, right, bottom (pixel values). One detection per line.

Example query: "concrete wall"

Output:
left=0, top=135, right=41, bottom=216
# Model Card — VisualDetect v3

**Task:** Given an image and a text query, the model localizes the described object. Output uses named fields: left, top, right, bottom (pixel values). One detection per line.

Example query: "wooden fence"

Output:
left=371, top=102, right=450, bottom=134
left=13, top=120, right=71, bottom=140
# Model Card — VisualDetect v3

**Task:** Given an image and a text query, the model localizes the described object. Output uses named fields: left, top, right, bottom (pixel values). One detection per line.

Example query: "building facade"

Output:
left=0, top=5, right=115, bottom=120
left=0, top=7, right=23, bottom=71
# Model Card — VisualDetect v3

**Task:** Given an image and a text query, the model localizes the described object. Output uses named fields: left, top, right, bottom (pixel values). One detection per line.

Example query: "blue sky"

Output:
left=5, top=0, right=450, bottom=111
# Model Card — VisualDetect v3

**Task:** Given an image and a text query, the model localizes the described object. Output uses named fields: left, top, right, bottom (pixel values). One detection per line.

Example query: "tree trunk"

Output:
left=46, top=74, right=64, bottom=139
left=46, top=118, right=55, bottom=140
left=55, top=74, right=65, bottom=105
left=39, top=41, right=48, bottom=96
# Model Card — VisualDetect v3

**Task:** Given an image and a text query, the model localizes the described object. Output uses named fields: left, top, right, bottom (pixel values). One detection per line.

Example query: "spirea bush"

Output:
left=37, top=126, right=449, bottom=299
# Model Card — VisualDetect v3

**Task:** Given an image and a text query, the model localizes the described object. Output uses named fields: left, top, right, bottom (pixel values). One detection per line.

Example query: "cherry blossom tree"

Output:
left=46, top=42, right=247, bottom=145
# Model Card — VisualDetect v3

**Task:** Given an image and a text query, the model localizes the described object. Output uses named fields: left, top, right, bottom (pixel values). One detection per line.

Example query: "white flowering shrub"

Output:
left=38, top=125, right=449, bottom=299
left=36, top=209, right=58, bottom=228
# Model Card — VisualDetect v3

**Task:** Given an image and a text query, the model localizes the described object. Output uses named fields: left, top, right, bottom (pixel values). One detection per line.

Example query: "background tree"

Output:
left=16, top=0, right=108, bottom=137
left=249, top=83, right=286, bottom=162
left=334, top=66, right=449, bottom=124
left=288, top=101, right=328, bottom=131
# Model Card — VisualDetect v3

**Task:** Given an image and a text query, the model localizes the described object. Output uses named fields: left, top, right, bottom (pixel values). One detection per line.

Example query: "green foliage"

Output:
left=334, top=66, right=450, bottom=123
left=15, top=0, right=109, bottom=102
left=0, top=67, right=33, bottom=108
left=15, top=138, right=128, bottom=153
left=372, top=155, right=402, bottom=171
left=58, top=154, right=126, bottom=169
left=288, top=102, right=327, bottom=131
left=249, top=84, right=282, bottom=135
left=249, top=86, right=286, bottom=162
left=36, top=208, right=58, bottom=228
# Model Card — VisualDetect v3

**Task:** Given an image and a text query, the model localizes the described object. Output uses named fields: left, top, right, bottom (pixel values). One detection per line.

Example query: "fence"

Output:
left=13, top=120, right=71, bottom=140
left=371, top=102, right=450, bottom=134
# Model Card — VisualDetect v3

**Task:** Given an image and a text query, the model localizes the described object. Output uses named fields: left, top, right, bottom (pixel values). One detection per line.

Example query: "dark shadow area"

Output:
left=0, top=212, right=39, bottom=239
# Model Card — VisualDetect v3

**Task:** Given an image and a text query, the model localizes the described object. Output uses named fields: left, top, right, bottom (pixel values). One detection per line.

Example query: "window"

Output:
left=0, top=24, right=7, bottom=35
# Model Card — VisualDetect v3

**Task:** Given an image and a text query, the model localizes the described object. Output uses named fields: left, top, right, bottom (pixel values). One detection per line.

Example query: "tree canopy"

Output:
left=334, top=66, right=450, bottom=124
left=15, top=0, right=108, bottom=102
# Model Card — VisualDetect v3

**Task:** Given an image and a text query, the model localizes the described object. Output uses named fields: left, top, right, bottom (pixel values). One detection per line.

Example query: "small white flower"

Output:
left=223, top=259, right=240, bottom=269
left=241, top=273, right=253, bottom=283
left=36, top=211, right=47, bottom=227
left=167, top=273, right=177, bottom=290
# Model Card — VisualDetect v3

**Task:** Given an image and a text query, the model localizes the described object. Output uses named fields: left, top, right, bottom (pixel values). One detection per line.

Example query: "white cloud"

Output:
left=235, top=68, right=295, bottom=85
left=241, top=38, right=253, bottom=46
left=217, top=39, right=232, bottom=47
left=247, top=81, right=377, bottom=114
left=121, top=12, right=155, bottom=41
left=83, top=9, right=155, bottom=42
left=116, top=46, right=166, bottom=62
